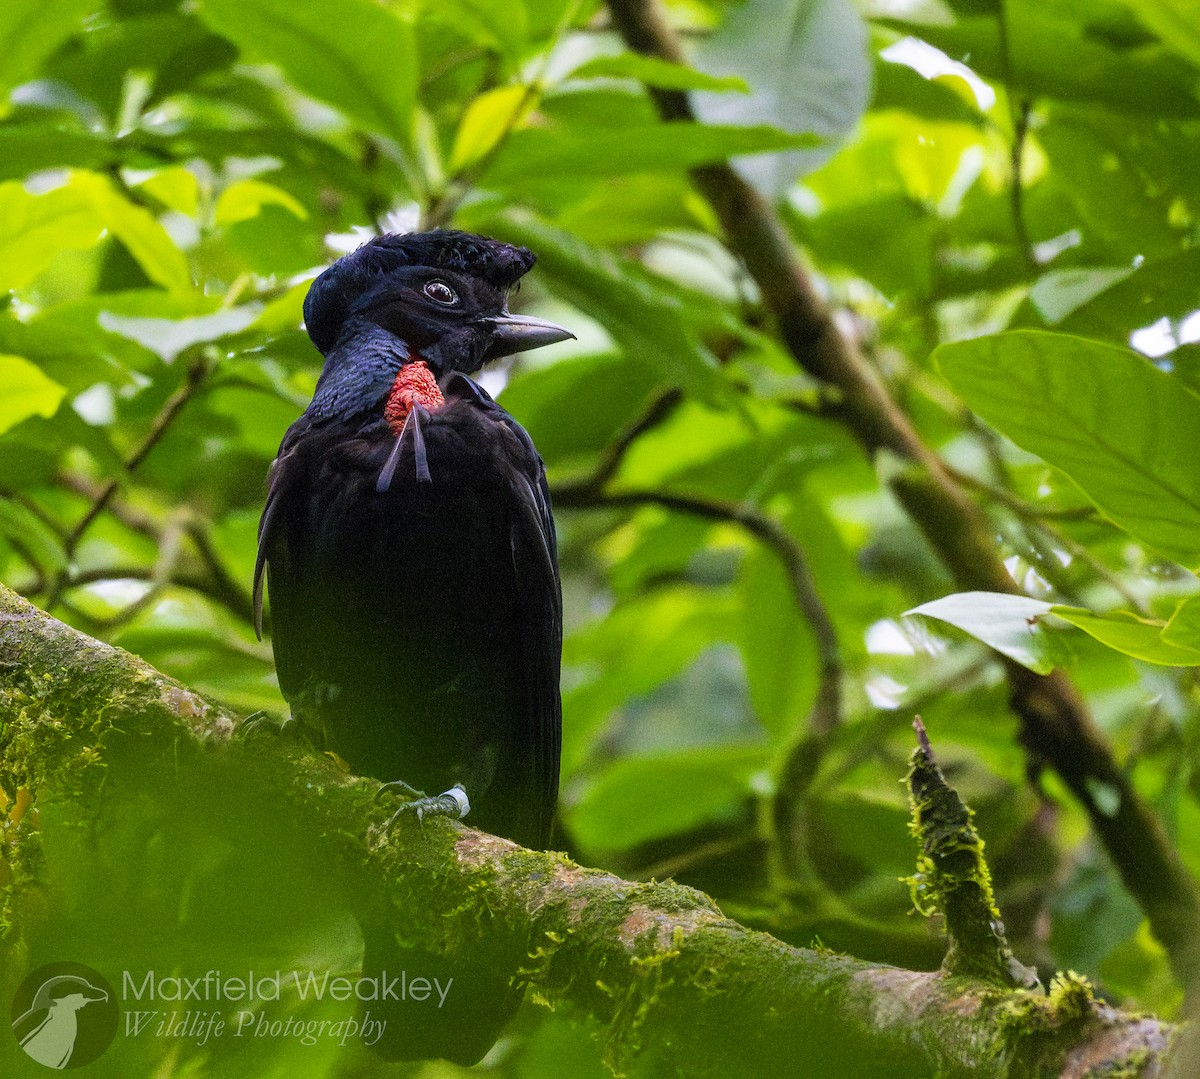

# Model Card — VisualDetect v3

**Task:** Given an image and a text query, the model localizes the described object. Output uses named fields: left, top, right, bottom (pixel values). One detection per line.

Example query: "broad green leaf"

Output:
left=905, top=591, right=1059, bottom=673
left=1029, top=266, right=1135, bottom=326
left=248, top=280, right=309, bottom=337
left=795, top=194, right=936, bottom=297
left=1161, top=593, right=1200, bottom=652
left=568, top=54, right=749, bottom=94
left=738, top=542, right=816, bottom=738
left=499, top=351, right=660, bottom=467
left=1051, top=607, right=1200, bottom=666
left=99, top=306, right=262, bottom=364
left=213, top=178, right=307, bottom=226
left=485, top=123, right=819, bottom=185
left=448, top=85, right=535, bottom=174
left=130, top=167, right=202, bottom=217
left=937, top=331, right=1200, bottom=565
left=804, top=112, right=985, bottom=214
left=1038, top=110, right=1194, bottom=261
left=1120, top=0, right=1200, bottom=68
left=0, top=0, right=98, bottom=100
left=872, top=51, right=988, bottom=127
left=195, top=0, right=416, bottom=141
left=568, top=744, right=768, bottom=852
left=74, top=172, right=194, bottom=294
left=0, top=498, right=66, bottom=573
left=561, top=588, right=740, bottom=776
left=0, top=128, right=114, bottom=181
left=422, top=0, right=529, bottom=60
left=880, top=7, right=1200, bottom=118
left=21, top=289, right=212, bottom=379
left=0, top=354, right=67, bottom=435
left=480, top=214, right=739, bottom=408
left=692, top=0, right=870, bottom=195
left=0, top=179, right=103, bottom=291
left=1058, top=250, right=1200, bottom=342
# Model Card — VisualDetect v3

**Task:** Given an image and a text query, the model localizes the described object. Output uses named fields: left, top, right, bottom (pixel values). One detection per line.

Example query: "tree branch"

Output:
left=553, top=484, right=842, bottom=733
left=603, top=0, right=1200, bottom=992
left=46, top=356, right=212, bottom=612
left=0, top=585, right=1176, bottom=1077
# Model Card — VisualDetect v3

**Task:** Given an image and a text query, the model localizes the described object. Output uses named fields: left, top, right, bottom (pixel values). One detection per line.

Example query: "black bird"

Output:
left=254, top=229, right=570, bottom=1062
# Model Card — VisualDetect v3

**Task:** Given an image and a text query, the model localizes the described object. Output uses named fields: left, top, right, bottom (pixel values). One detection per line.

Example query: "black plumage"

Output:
left=254, top=229, right=570, bottom=1061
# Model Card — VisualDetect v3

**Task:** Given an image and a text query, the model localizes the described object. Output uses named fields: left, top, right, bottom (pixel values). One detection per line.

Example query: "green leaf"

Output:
left=0, top=127, right=114, bottom=181
left=560, top=588, right=739, bottom=777
left=0, top=498, right=66, bottom=573
left=905, top=591, right=1060, bottom=673
left=0, top=354, right=66, bottom=435
left=692, top=0, right=871, bottom=195
left=0, top=171, right=191, bottom=294
left=213, top=178, right=308, bottom=226
left=738, top=543, right=816, bottom=738
left=1161, top=593, right=1200, bottom=652
left=0, top=179, right=103, bottom=291
left=1120, top=0, right=1200, bottom=69
left=1057, top=250, right=1200, bottom=343
left=195, top=0, right=416, bottom=141
left=98, top=306, right=263, bottom=364
left=131, top=167, right=202, bottom=217
left=499, top=351, right=660, bottom=467
left=936, top=330, right=1200, bottom=565
left=1051, top=606, right=1200, bottom=666
left=880, top=8, right=1200, bottom=118
left=75, top=172, right=194, bottom=294
left=1029, top=266, right=1135, bottom=326
left=568, top=745, right=767, bottom=852
left=484, top=123, right=818, bottom=185
left=0, top=0, right=99, bottom=100
left=1038, top=109, right=1195, bottom=261
left=448, top=85, right=534, bottom=173
left=567, top=54, right=750, bottom=94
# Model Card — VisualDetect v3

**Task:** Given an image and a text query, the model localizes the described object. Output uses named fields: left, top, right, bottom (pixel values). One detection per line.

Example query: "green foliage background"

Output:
left=2, top=0, right=1200, bottom=1073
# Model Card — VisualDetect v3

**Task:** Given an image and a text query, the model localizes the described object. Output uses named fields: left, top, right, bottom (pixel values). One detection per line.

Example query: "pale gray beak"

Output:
left=482, top=313, right=575, bottom=359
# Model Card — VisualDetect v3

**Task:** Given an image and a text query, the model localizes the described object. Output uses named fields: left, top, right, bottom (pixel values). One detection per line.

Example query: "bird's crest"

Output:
left=303, top=230, right=536, bottom=353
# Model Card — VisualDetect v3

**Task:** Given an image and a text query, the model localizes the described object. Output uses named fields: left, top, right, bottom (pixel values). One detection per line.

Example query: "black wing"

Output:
left=447, top=374, right=562, bottom=847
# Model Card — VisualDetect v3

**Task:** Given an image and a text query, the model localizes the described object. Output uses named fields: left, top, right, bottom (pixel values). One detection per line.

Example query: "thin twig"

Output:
left=997, top=0, right=1037, bottom=268
left=946, top=465, right=1146, bottom=611
left=553, top=388, right=684, bottom=500
left=1008, top=100, right=1035, bottom=269
left=47, top=357, right=212, bottom=611
left=945, top=464, right=1096, bottom=523
left=556, top=485, right=841, bottom=687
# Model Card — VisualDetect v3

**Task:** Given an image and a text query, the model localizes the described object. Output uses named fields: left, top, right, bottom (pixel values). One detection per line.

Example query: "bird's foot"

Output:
left=238, top=711, right=320, bottom=749
left=381, top=783, right=471, bottom=830
left=375, top=778, right=426, bottom=802
left=239, top=710, right=297, bottom=738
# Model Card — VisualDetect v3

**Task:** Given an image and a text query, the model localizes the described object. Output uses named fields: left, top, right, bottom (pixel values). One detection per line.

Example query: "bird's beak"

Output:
left=482, top=313, right=575, bottom=359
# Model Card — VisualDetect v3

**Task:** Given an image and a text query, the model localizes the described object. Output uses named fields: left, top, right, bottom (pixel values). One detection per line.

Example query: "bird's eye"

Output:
left=423, top=280, right=458, bottom=305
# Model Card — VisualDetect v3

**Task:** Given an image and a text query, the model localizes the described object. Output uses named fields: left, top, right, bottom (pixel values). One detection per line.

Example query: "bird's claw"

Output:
left=382, top=784, right=471, bottom=831
left=239, top=710, right=301, bottom=739
left=375, top=778, right=426, bottom=803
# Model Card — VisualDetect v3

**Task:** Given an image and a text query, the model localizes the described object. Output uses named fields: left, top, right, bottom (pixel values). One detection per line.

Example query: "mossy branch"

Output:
left=0, top=586, right=1176, bottom=1077
left=907, top=716, right=1039, bottom=989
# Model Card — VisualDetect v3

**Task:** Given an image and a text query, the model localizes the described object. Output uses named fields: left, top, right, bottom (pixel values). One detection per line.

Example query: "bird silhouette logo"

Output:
left=10, top=963, right=118, bottom=1069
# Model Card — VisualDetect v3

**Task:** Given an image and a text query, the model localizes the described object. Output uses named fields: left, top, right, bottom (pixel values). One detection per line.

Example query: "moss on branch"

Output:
left=0, top=586, right=1176, bottom=1077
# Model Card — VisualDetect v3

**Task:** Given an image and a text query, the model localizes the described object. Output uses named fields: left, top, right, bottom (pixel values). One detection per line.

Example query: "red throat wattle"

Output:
left=385, top=361, right=445, bottom=434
